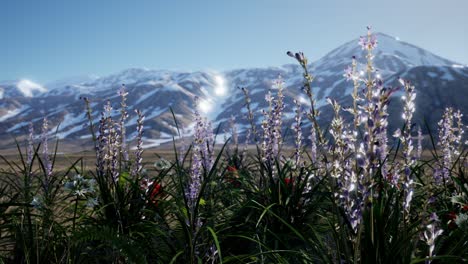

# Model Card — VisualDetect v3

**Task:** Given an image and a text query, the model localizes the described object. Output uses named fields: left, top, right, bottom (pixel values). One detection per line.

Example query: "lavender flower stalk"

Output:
left=241, top=87, right=259, bottom=144
left=132, top=109, right=145, bottom=178
left=328, top=98, right=362, bottom=231
left=118, top=85, right=130, bottom=165
left=229, top=115, right=238, bottom=149
left=187, top=97, right=214, bottom=210
left=293, top=99, right=303, bottom=168
left=287, top=50, right=325, bottom=145
left=328, top=97, right=345, bottom=179
left=96, top=111, right=108, bottom=177
left=261, top=77, right=285, bottom=166
left=434, top=108, right=464, bottom=184
left=41, top=117, right=52, bottom=181
left=394, top=78, right=417, bottom=210
left=344, top=56, right=362, bottom=128
left=416, top=126, right=423, bottom=160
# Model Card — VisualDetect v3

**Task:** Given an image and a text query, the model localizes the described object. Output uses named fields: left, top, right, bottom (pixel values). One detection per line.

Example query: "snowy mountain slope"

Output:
left=216, top=32, right=460, bottom=131
left=0, top=79, right=47, bottom=98
left=0, top=70, right=231, bottom=150
left=0, top=32, right=467, bottom=150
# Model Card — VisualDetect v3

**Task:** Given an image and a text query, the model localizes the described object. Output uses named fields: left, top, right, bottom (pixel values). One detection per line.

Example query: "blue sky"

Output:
left=1, top=0, right=467, bottom=83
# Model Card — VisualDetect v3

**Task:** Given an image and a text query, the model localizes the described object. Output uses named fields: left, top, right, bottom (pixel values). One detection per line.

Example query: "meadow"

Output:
left=0, top=29, right=467, bottom=263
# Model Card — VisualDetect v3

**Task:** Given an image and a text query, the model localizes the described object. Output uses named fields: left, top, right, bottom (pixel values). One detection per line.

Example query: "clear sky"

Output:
left=1, top=0, right=467, bottom=83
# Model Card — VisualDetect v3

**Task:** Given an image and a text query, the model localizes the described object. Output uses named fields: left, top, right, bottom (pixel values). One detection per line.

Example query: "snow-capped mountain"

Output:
left=1, top=32, right=467, bottom=151
left=0, top=79, right=47, bottom=98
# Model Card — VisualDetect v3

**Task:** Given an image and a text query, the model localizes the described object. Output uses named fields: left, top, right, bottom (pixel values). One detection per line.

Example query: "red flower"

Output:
left=284, top=178, right=293, bottom=186
left=226, top=166, right=241, bottom=188
left=447, top=211, right=458, bottom=230
left=149, top=183, right=163, bottom=207
left=462, top=204, right=468, bottom=212
left=447, top=211, right=457, bottom=220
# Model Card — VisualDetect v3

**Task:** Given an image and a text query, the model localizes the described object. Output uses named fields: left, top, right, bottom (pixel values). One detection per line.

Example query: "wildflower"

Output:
left=435, top=108, right=463, bottom=184
left=422, top=221, right=443, bottom=263
left=229, top=115, right=238, bottom=148
left=86, top=197, right=98, bottom=208
left=447, top=211, right=457, bottom=221
left=429, top=212, right=440, bottom=222
left=287, top=51, right=306, bottom=65
left=41, top=117, right=52, bottom=178
left=64, top=174, right=96, bottom=197
left=293, top=99, right=303, bottom=168
left=226, top=166, right=241, bottom=188
left=132, top=109, right=145, bottom=177
left=358, top=26, right=378, bottom=51
left=416, top=126, right=423, bottom=160
left=396, top=78, right=417, bottom=211
left=240, top=87, right=259, bottom=144
left=148, top=182, right=163, bottom=207
left=31, top=195, right=44, bottom=210
left=261, top=76, right=285, bottom=166
left=154, top=158, right=171, bottom=170
left=284, top=177, right=293, bottom=186
left=187, top=97, right=214, bottom=209
left=118, top=85, right=130, bottom=164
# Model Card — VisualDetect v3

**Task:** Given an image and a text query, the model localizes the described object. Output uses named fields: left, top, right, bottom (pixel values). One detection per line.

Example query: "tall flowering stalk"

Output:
left=261, top=77, right=285, bottom=166
left=354, top=27, right=397, bottom=187
left=118, top=85, right=130, bottom=166
left=434, top=108, right=464, bottom=184
left=328, top=98, right=346, bottom=180
left=328, top=98, right=362, bottom=231
left=344, top=56, right=363, bottom=129
left=187, top=97, right=214, bottom=210
left=41, top=118, right=52, bottom=187
left=416, top=126, right=423, bottom=160
left=229, top=115, right=238, bottom=148
left=132, top=109, right=145, bottom=178
left=82, top=97, right=98, bottom=148
left=394, top=78, right=417, bottom=211
left=293, top=99, right=303, bottom=168
left=104, top=101, right=121, bottom=181
left=359, top=26, right=379, bottom=180
left=96, top=110, right=108, bottom=177
left=241, top=87, right=259, bottom=144
left=287, top=51, right=324, bottom=146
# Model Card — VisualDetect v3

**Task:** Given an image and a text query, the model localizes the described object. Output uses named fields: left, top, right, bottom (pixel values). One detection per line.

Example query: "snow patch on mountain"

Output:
left=17, top=79, right=47, bottom=97
left=0, top=106, right=28, bottom=122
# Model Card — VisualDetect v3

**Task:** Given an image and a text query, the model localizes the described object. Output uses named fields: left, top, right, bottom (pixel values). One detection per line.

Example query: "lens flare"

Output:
left=214, top=75, right=227, bottom=96
left=198, top=99, right=213, bottom=114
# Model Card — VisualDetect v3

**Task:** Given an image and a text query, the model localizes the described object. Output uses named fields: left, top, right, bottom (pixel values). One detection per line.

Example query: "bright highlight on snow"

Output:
left=198, top=99, right=213, bottom=114
left=214, top=75, right=227, bottom=96
left=17, top=79, right=46, bottom=97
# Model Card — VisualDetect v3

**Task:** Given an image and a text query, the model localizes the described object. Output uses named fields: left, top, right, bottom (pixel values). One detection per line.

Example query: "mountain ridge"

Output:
left=1, top=32, right=467, bottom=151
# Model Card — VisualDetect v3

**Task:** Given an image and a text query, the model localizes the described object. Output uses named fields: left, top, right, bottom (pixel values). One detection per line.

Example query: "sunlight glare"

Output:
left=198, top=99, right=213, bottom=114
left=214, top=75, right=227, bottom=96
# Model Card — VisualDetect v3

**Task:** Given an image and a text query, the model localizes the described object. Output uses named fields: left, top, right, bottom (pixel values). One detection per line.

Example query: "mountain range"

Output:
left=1, top=33, right=467, bottom=151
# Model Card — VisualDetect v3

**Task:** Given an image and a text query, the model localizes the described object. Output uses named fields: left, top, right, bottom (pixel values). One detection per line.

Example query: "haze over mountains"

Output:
left=1, top=33, right=467, bottom=151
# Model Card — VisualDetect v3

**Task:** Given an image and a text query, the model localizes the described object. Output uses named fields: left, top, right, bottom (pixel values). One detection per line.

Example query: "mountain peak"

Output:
left=0, top=79, right=47, bottom=98
left=313, top=32, right=456, bottom=75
